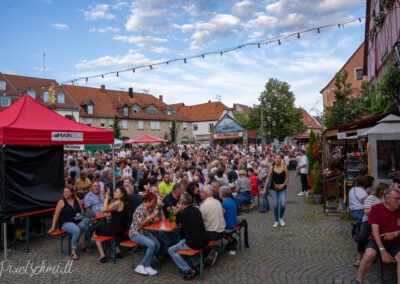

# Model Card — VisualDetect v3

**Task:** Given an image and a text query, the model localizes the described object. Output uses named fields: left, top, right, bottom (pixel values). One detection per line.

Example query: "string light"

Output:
left=9, top=14, right=368, bottom=87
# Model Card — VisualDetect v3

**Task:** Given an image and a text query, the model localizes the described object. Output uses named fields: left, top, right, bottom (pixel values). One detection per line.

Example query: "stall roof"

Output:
left=0, top=95, right=114, bottom=145
left=363, top=114, right=400, bottom=135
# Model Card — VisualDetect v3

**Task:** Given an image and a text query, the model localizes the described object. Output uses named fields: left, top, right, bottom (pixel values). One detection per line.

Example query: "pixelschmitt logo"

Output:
left=0, top=259, right=73, bottom=277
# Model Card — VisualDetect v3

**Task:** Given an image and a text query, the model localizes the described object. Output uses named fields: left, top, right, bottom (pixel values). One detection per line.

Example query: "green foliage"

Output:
left=259, top=78, right=306, bottom=141
left=112, top=115, right=122, bottom=139
left=307, top=132, right=323, bottom=194
left=324, top=70, right=354, bottom=128
left=169, top=121, right=176, bottom=143
left=306, top=132, right=317, bottom=177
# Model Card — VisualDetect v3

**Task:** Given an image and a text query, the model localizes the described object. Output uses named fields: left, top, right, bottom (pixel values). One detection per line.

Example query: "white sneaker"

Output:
left=134, top=264, right=149, bottom=275
left=145, top=266, right=158, bottom=276
left=279, top=219, right=285, bottom=226
left=228, top=250, right=236, bottom=256
left=273, top=222, right=279, bottom=228
left=297, top=191, right=304, bottom=196
left=249, top=203, right=255, bottom=210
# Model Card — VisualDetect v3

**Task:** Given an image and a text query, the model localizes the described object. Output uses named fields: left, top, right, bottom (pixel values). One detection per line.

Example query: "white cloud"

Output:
left=75, top=50, right=149, bottom=69
left=112, top=1, right=128, bottom=10
left=113, top=35, right=169, bottom=53
left=84, top=4, right=115, bottom=21
left=50, top=23, right=69, bottom=30
left=191, top=14, right=242, bottom=50
left=89, top=27, right=120, bottom=33
left=232, top=0, right=257, bottom=19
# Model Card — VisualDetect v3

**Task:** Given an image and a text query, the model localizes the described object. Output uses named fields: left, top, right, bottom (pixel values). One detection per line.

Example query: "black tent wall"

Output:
left=0, top=145, right=64, bottom=217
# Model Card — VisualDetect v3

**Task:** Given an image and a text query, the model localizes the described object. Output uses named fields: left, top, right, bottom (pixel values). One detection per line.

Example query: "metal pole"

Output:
left=112, top=143, right=115, bottom=191
left=260, top=105, right=265, bottom=146
left=1, top=146, right=7, bottom=259
left=3, top=222, right=6, bottom=259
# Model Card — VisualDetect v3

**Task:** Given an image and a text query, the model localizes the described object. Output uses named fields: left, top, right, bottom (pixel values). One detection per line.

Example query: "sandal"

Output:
left=99, top=256, right=108, bottom=263
left=71, top=252, right=79, bottom=260
left=353, top=258, right=361, bottom=267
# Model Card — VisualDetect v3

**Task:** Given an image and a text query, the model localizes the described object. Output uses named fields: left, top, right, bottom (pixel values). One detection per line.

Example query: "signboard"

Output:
left=336, top=132, right=346, bottom=140
left=214, top=131, right=243, bottom=139
left=52, top=132, right=83, bottom=141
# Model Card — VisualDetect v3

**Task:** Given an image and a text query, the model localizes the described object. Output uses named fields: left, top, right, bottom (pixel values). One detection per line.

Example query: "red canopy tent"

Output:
left=125, top=134, right=167, bottom=144
left=0, top=95, right=114, bottom=145
left=0, top=95, right=114, bottom=258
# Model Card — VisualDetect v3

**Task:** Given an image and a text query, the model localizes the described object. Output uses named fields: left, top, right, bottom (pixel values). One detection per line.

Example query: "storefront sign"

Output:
left=52, top=132, right=83, bottom=141
left=214, top=131, right=243, bottom=139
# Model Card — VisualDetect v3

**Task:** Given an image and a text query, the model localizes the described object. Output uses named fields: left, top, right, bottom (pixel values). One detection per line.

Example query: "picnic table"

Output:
left=13, top=207, right=56, bottom=252
left=145, top=219, right=176, bottom=232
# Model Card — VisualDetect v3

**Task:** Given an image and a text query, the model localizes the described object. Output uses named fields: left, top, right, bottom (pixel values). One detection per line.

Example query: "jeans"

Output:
left=270, top=189, right=286, bottom=222
left=351, top=209, right=364, bottom=222
left=130, top=233, right=160, bottom=267
left=300, top=174, right=309, bottom=192
left=61, top=222, right=81, bottom=250
left=357, top=221, right=371, bottom=253
left=236, top=191, right=252, bottom=207
left=260, top=193, right=270, bottom=212
left=168, top=239, right=199, bottom=272
left=151, top=230, right=180, bottom=256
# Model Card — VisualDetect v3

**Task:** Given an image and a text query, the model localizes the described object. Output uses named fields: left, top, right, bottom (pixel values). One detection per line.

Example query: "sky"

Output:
left=0, top=0, right=366, bottom=115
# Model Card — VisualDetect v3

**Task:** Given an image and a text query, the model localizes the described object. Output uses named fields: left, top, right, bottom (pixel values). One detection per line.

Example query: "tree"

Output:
left=169, top=121, right=176, bottom=143
left=112, top=114, right=122, bottom=139
left=259, top=78, right=305, bottom=141
left=324, top=70, right=354, bottom=128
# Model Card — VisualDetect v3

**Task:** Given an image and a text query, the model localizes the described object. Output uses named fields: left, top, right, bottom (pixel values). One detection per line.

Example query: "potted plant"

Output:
left=307, top=133, right=323, bottom=203
left=310, top=162, right=323, bottom=203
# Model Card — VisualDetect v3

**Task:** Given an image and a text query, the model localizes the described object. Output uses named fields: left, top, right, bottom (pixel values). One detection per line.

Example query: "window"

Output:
left=122, top=120, right=128, bottom=129
left=100, top=119, right=106, bottom=128
left=0, top=97, right=11, bottom=107
left=42, top=92, right=49, bottom=103
left=138, top=120, right=144, bottom=130
left=355, top=68, right=363, bottom=81
left=150, top=121, right=160, bottom=130
left=167, top=110, right=172, bottom=115
left=132, top=105, right=140, bottom=114
left=146, top=105, right=158, bottom=115
left=0, top=81, right=6, bottom=90
left=108, top=119, right=113, bottom=128
left=123, top=106, right=128, bottom=117
left=87, top=105, right=93, bottom=115
left=86, top=118, right=93, bottom=126
left=182, top=122, right=187, bottom=130
left=57, top=92, right=65, bottom=103
left=27, top=88, right=36, bottom=99
left=209, top=123, right=214, bottom=131
left=193, top=124, right=198, bottom=131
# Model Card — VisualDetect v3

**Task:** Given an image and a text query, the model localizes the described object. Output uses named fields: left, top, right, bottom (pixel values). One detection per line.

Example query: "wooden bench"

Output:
left=92, top=230, right=129, bottom=264
left=92, top=235, right=118, bottom=263
left=13, top=207, right=56, bottom=252
left=120, top=240, right=141, bottom=268
left=178, top=240, right=218, bottom=280
left=49, top=229, right=71, bottom=255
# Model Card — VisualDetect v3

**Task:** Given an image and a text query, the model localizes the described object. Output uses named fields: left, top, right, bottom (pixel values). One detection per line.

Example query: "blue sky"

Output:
left=0, top=0, right=366, bottom=115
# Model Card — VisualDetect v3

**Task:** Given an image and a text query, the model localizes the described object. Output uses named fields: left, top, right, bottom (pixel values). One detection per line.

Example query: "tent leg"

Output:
left=3, top=222, right=7, bottom=259
left=112, top=144, right=115, bottom=191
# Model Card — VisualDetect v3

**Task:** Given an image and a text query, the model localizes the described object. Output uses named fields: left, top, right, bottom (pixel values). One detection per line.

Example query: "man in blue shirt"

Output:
left=219, top=186, right=238, bottom=254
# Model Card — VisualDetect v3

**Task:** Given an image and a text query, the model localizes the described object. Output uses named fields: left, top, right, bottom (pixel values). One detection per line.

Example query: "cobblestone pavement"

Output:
left=0, top=171, right=395, bottom=283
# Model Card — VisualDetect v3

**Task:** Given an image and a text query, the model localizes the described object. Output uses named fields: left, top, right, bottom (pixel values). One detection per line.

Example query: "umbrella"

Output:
left=125, top=134, right=167, bottom=144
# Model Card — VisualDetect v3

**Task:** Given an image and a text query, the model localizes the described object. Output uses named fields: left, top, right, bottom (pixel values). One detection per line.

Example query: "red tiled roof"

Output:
left=300, top=108, right=322, bottom=130
left=177, top=101, right=231, bottom=122
left=0, top=73, right=78, bottom=110
left=233, top=103, right=250, bottom=112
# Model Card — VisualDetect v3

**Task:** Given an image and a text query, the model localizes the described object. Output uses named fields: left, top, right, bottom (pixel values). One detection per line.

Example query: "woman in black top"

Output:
left=264, top=153, right=289, bottom=228
left=48, top=186, right=84, bottom=260
left=93, top=186, right=129, bottom=262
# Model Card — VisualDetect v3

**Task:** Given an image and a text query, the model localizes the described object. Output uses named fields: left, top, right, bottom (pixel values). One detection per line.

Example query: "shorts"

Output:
left=366, top=239, right=400, bottom=257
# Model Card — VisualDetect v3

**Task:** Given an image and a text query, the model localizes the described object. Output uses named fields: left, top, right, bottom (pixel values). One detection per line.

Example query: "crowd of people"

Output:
left=348, top=169, right=400, bottom=284
left=48, top=143, right=307, bottom=280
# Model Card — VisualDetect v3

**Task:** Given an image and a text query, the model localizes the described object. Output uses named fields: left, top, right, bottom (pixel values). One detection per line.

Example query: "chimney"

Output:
left=128, top=87, right=133, bottom=99
left=159, top=95, right=163, bottom=102
left=208, top=100, right=211, bottom=103
left=100, top=85, right=106, bottom=93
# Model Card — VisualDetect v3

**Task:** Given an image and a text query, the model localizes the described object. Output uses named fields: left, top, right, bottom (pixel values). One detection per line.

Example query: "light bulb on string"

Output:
left=184, top=58, right=187, bottom=63
left=278, top=40, right=281, bottom=45
left=297, top=33, right=300, bottom=39
left=150, top=65, right=153, bottom=70
left=101, top=74, right=104, bottom=79
left=132, top=69, right=135, bottom=73
left=258, top=43, right=260, bottom=48
left=116, top=72, right=119, bottom=77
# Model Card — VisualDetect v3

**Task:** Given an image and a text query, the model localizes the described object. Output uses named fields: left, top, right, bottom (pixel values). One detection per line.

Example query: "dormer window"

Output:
left=146, top=104, right=158, bottom=115
left=123, top=106, right=129, bottom=117
left=0, top=81, right=6, bottom=91
left=0, top=97, right=11, bottom=107
left=27, top=88, right=36, bottom=99
left=57, top=92, right=65, bottom=103
left=132, top=104, right=140, bottom=114
left=42, top=92, right=49, bottom=103
left=87, top=105, right=93, bottom=114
